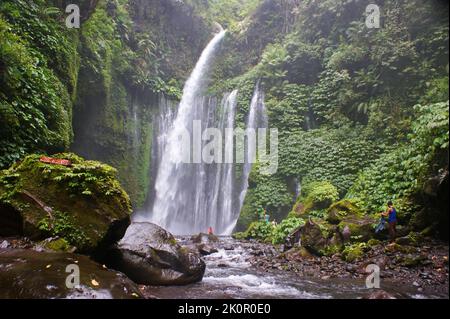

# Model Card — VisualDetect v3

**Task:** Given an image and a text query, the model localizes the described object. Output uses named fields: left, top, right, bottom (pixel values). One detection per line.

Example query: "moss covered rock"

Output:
left=367, top=239, right=382, bottom=247
left=337, top=215, right=376, bottom=243
left=293, top=181, right=339, bottom=217
left=384, top=243, right=417, bottom=254
left=398, top=254, right=427, bottom=268
left=299, top=220, right=329, bottom=255
left=327, top=199, right=364, bottom=225
left=395, top=232, right=424, bottom=246
left=38, top=237, right=74, bottom=253
left=342, top=244, right=367, bottom=262
left=0, top=153, right=132, bottom=253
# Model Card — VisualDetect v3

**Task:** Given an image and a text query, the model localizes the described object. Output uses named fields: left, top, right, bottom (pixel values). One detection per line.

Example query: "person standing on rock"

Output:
left=381, top=201, right=398, bottom=242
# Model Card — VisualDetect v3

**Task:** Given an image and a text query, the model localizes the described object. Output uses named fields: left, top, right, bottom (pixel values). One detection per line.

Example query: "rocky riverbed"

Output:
left=1, top=235, right=448, bottom=299
left=139, top=237, right=449, bottom=299
left=246, top=239, right=449, bottom=297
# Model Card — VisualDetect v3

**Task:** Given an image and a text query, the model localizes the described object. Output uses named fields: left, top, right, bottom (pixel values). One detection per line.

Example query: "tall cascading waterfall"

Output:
left=142, top=30, right=236, bottom=235
left=142, top=92, right=240, bottom=235
left=137, top=30, right=267, bottom=235
left=238, top=84, right=266, bottom=212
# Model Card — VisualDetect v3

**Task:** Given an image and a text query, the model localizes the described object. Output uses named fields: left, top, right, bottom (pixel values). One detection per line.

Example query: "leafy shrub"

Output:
left=271, top=217, right=305, bottom=245
left=0, top=10, right=74, bottom=168
left=348, top=102, right=449, bottom=212
left=278, top=126, right=384, bottom=194
left=38, top=210, right=90, bottom=249
left=300, top=181, right=339, bottom=212
left=243, top=221, right=274, bottom=242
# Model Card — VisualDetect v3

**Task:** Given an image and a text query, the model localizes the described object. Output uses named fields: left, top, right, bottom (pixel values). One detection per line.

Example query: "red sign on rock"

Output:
left=39, top=156, right=72, bottom=167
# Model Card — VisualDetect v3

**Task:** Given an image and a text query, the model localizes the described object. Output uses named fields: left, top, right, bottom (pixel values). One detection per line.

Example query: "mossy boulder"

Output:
left=337, top=215, right=376, bottom=243
left=292, top=181, right=339, bottom=217
left=367, top=239, right=382, bottom=247
left=0, top=153, right=132, bottom=253
left=398, top=254, right=427, bottom=268
left=326, top=199, right=364, bottom=225
left=385, top=243, right=417, bottom=254
left=342, top=244, right=367, bottom=262
left=38, top=237, right=75, bottom=253
left=299, top=220, right=330, bottom=255
left=395, top=232, right=424, bottom=246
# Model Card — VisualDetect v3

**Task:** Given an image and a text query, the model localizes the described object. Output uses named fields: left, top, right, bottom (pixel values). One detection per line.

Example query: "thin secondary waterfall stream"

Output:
left=137, top=30, right=266, bottom=235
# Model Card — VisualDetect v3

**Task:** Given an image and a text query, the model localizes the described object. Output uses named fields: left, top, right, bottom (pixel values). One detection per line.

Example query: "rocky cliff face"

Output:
left=70, top=0, right=212, bottom=208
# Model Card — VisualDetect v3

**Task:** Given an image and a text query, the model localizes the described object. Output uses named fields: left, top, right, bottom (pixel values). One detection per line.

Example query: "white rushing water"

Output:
left=137, top=29, right=267, bottom=235
left=149, top=30, right=227, bottom=235
left=238, top=83, right=266, bottom=212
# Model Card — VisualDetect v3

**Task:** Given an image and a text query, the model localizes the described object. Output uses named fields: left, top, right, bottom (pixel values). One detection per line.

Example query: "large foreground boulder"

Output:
left=0, top=153, right=132, bottom=253
left=106, top=222, right=206, bottom=286
left=0, top=249, right=143, bottom=299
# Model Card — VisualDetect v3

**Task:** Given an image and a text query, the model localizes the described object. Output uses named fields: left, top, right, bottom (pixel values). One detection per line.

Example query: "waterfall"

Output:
left=141, top=30, right=233, bottom=235
left=215, top=90, right=238, bottom=235
left=137, top=29, right=267, bottom=236
left=238, top=84, right=266, bottom=211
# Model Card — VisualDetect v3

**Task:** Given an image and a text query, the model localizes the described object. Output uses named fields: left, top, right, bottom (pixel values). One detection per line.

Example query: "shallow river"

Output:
left=146, top=238, right=441, bottom=299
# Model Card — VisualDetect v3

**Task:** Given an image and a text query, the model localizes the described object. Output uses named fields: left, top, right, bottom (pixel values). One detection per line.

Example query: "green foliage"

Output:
left=278, top=127, right=384, bottom=194
left=348, top=101, right=449, bottom=212
left=303, top=181, right=339, bottom=207
left=271, top=217, right=305, bottom=245
left=38, top=210, right=90, bottom=249
left=243, top=221, right=274, bottom=243
left=342, top=242, right=368, bottom=262
left=421, top=77, right=449, bottom=104
left=0, top=0, right=77, bottom=168
left=238, top=163, right=293, bottom=229
left=238, top=215, right=305, bottom=245
left=265, top=83, right=311, bottom=131
left=188, top=0, right=262, bottom=28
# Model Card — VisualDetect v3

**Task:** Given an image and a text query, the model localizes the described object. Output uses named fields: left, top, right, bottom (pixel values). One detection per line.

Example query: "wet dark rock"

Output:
left=191, top=233, right=219, bottom=244
left=106, top=223, right=206, bottom=286
left=197, top=244, right=218, bottom=256
left=299, top=220, right=329, bottom=255
left=0, top=240, right=9, bottom=249
left=364, top=290, right=396, bottom=299
left=0, top=249, right=142, bottom=299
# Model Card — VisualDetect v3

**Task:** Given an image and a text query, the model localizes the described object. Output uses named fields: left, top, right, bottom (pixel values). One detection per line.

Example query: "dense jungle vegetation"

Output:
left=1, top=0, right=449, bottom=244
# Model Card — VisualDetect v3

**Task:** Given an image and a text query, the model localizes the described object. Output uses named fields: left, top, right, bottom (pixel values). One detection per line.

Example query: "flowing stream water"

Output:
left=145, top=238, right=438, bottom=299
